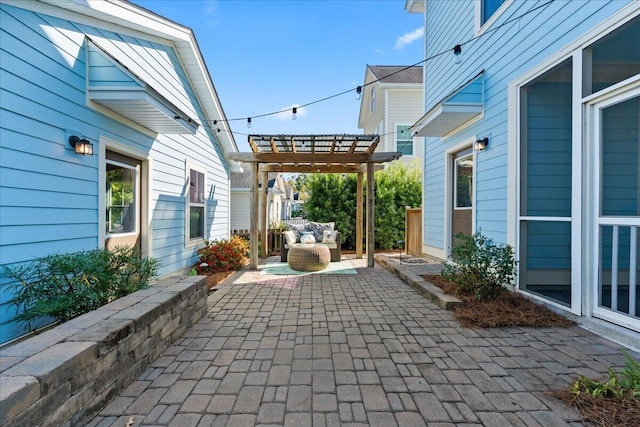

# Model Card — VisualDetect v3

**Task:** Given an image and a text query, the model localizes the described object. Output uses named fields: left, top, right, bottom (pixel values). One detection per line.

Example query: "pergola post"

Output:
left=249, top=162, right=259, bottom=269
left=356, top=172, right=363, bottom=259
left=227, top=134, right=399, bottom=270
left=366, top=162, right=375, bottom=267
left=260, top=171, right=268, bottom=258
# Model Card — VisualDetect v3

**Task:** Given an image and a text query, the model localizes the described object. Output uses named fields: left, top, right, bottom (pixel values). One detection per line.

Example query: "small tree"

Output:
left=441, top=231, right=517, bottom=301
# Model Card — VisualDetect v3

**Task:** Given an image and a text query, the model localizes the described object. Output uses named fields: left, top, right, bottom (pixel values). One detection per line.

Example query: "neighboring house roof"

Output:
left=231, top=171, right=282, bottom=191
left=32, top=0, right=238, bottom=162
left=367, top=65, right=423, bottom=84
left=230, top=171, right=252, bottom=189
left=357, top=64, right=423, bottom=130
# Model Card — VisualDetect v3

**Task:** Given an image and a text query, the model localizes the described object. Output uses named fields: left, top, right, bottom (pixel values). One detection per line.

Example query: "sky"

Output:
left=132, top=0, right=424, bottom=152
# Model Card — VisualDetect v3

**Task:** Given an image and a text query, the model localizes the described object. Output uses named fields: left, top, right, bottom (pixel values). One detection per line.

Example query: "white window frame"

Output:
left=474, top=0, right=513, bottom=35
left=508, top=5, right=640, bottom=318
left=105, top=159, right=139, bottom=237
left=370, top=85, right=376, bottom=115
left=395, top=124, right=414, bottom=156
left=98, top=136, right=152, bottom=258
left=444, top=139, right=476, bottom=257
left=186, top=161, right=207, bottom=247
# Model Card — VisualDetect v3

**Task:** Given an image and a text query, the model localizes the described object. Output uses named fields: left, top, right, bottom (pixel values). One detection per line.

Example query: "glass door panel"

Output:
left=595, top=93, right=640, bottom=330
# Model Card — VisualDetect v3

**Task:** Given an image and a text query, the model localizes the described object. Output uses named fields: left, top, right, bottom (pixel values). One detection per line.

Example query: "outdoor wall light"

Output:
left=453, top=44, right=462, bottom=64
left=475, top=137, right=489, bottom=151
left=69, top=135, right=93, bottom=155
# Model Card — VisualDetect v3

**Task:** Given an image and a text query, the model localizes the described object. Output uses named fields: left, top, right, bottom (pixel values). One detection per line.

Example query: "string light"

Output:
left=292, top=107, right=297, bottom=120
left=453, top=44, right=462, bottom=64
left=203, top=0, right=554, bottom=128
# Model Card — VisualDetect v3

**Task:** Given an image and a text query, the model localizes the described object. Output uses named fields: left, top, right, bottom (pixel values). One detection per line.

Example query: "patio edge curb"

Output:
left=375, top=254, right=464, bottom=310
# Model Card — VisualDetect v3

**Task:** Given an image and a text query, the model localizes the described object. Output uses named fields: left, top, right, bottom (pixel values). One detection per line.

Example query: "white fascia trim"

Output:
left=474, top=0, right=514, bottom=36
left=13, top=0, right=238, bottom=156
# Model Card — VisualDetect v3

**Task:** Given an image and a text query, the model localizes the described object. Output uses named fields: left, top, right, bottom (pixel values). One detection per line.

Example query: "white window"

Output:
left=370, top=85, right=376, bottom=115
left=454, top=153, right=473, bottom=209
left=187, top=163, right=206, bottom=243
left=395, top=125, right=413, bottom=156
left=475, top=0, right=511, bottom=33
left=106, top=160, right=138, bottom=235
left=482, top=0, right=504, bottom=24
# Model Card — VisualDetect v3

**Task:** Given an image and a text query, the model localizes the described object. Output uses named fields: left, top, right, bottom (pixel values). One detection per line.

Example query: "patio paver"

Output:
left=89, top=255, right=638, bottom=426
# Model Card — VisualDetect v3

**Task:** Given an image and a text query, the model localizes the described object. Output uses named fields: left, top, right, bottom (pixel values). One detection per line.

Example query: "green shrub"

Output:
left=3, top=246, right=159, bottom=330
left=571, top=351, right=640, bottom=400
left=441, top=231, right=517, bottom=301
left=196, top=235, right=249, bottom=274
left=302, top=159, right=422, bottom=250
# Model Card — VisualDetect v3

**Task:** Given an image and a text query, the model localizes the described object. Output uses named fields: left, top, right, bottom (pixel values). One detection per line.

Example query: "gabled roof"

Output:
left=28, top=0, right=238, bottom=159
left=231, top=171, right=281, bottom=190
left=368, top=65, right=423, bottom=84
left=358, top=65, right=423, bottom=129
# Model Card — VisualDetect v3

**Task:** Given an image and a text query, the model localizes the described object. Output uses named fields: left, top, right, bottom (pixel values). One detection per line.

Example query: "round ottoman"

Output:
left=287, top=244, right=331, bottom=272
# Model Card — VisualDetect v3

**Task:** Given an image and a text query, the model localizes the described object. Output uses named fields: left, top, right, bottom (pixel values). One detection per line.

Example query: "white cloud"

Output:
left=394, top=27, right=424, bottom=50
left=274, top=104, right=307, bottom=121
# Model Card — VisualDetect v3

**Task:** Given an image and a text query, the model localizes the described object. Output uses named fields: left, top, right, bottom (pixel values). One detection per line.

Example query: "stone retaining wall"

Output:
left=0, top=275, right=208, bottom=427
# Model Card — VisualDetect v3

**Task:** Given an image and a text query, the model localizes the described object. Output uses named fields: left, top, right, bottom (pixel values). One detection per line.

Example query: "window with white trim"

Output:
left=455, top=153, right=473, bottom=209
left=106, top=160, right=138, bottom=235
left=481, top=0, right=505, bottom=25
left=396, top=125, right=413, bottom=156
left=187, top=164, right=206, bottom=242
left=370, top=86, right=376, bottom=115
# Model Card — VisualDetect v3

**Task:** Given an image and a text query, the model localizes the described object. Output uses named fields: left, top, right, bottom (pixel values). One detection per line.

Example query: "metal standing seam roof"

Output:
left=248, top=134, right=380, bottom=155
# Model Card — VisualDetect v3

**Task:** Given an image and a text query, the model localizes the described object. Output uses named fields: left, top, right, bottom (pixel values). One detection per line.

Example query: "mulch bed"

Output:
left=552, top=389, right=640, bottom=427
left=422, top=274, right=640, bottom=425
left=204, top=271, right=234, bottom=291
left=421, top=274, right=574, bottom=328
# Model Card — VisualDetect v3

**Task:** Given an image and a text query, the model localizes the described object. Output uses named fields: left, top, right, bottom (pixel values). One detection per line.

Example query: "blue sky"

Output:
left=132, top=0, right=424, bottom=151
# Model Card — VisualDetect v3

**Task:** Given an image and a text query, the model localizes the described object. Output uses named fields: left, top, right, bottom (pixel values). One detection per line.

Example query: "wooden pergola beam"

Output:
left=226, top=152, right=401, bottom=164
left=259, top=164, right=384, bottom=173
left=235, top=134, right=396, bottom=270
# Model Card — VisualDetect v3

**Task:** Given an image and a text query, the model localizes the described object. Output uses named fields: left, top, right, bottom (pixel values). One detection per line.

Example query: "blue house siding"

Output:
left=0, top=2, right=233, bottom=344
left=420, top=0, right=633, bottom=252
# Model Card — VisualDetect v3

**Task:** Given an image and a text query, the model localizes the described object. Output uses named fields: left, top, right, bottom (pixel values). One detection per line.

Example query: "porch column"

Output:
left=260, top=171, right=268, bottom=258
left=250, top=162, right=259, bottom=269
left=356, top=171, right=363, bottom=259
left=366, top=162, right=375, bottom=267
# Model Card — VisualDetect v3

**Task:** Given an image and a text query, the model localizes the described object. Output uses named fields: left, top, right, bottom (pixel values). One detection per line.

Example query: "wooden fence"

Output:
left=405, top=207, right=422, bottom=256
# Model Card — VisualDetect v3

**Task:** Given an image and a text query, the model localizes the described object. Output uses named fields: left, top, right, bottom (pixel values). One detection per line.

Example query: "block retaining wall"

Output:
left=0, top=275, right=208, bottom=426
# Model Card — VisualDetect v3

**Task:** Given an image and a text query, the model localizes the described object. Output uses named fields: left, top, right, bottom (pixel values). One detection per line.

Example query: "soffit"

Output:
left=411, top=72, right=484, bottom=137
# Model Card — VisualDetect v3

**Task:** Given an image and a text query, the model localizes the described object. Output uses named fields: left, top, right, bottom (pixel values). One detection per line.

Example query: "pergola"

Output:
left=226, top=134, right=401, bottom=269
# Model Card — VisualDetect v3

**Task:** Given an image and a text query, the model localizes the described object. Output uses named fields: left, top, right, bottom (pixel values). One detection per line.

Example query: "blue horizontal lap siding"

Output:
left=0, top=4, right=231, bottom=343
left=88, top=46, right=140, bottom=87
left=421, top=0, right=632, bottom=251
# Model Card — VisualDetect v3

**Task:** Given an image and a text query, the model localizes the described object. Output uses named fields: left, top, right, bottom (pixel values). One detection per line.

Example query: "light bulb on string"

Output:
left=355, top=86, right=362, bottom=100
left=292, top=107, right=297, bottom=120
left=453, top=44, right=462, bottom=64
left=247, top=117, right=252, bottom=128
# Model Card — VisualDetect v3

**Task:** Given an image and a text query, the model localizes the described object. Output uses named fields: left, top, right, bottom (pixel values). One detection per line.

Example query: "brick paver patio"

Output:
left=89, top=256, right=637, bottom=426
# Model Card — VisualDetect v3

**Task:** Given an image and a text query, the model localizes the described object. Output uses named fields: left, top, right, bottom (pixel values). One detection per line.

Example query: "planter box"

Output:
left=0, top=275, right=208, bottom=427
